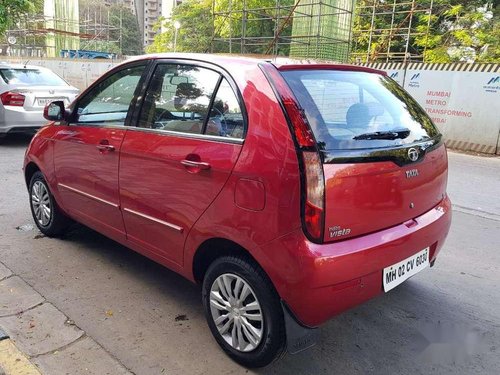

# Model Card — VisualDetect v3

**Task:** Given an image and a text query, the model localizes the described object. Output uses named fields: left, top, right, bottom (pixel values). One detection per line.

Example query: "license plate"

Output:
left=383, top=247, right=429, bottom=292
left=37, top=98, right=66, bottom=106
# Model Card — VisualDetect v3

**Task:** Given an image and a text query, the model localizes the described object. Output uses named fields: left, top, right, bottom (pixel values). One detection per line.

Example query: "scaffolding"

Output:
left=2, top=1, right=122, bottom=58
left=211, top=0, right=355, bottom=62
left=351, top=0, right=435, bottom=63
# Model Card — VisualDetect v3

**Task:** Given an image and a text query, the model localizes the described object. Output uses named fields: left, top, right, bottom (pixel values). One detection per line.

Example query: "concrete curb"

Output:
left=0, top=338, right=42, bottom=375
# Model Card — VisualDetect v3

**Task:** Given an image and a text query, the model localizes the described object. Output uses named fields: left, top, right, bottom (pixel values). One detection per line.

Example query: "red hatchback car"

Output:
left=24, top=54, right=451, bottom=367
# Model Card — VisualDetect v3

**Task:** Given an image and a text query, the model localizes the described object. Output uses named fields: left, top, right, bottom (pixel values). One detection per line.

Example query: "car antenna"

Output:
left=23, top=59, right=30, bottom=68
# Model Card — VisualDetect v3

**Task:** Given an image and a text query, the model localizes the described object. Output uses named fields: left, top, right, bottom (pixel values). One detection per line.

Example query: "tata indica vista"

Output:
left=23, top=54, right=451, bottom=367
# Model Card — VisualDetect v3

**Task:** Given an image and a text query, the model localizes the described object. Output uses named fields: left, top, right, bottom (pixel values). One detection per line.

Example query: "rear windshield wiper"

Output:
left=353, top=128, right=410, bottom=140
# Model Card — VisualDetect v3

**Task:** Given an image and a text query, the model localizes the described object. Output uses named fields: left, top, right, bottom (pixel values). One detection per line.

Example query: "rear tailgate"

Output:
left=279, top=66, right=448, bottom=242
left=323, top=144, right=447, bottom=241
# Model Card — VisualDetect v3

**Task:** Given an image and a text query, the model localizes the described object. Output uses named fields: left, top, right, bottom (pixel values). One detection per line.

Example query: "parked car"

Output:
left=23, top=54, right=451, bottom=367
left=0, top=63, right=79, bottom=141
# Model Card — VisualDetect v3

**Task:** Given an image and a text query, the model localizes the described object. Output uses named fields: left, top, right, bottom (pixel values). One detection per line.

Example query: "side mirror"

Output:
left=43, top=101, right=65, bottom=121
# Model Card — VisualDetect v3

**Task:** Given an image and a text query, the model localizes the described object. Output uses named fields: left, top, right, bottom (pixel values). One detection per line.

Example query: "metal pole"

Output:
left=346, top=0, right=355, bottom=62
left=423, top=0, right=434, bottom=62
left=174, top=28, right=178, bottom=52
left=367, top=0, right=376, bottom=62
left=386, top=0, right=397, bottom=62
left=403, top=0, right=415, bottom=64
left=315, top=0, right=321, bottom=58
left=120, top=1, right=123, bottom=54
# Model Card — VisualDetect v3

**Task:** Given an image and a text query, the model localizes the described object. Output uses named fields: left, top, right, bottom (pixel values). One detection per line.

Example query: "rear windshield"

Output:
left=280, top=70, right=439, bottom=150
left=0, top=68, right=68, bottom=86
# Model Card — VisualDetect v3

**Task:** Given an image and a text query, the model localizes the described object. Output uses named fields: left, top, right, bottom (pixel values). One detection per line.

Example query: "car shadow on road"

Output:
left=259, top=281, right=495, bottom=375
left=49, top=225, right=495, bottom=374
left=0, top=133, right=34, bottom=148
left=61, top=223, right=201, bottom=308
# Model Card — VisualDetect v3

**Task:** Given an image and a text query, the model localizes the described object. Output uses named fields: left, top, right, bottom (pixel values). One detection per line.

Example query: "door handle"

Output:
left=97, top=144, right=115, bottom=152
left=97, top=139, right=115, bottom=152
left=181, top=159, right=211, bottom=170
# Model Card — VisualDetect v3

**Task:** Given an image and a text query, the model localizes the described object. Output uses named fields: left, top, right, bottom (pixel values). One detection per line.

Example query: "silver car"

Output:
left=0, top=63, right=79, bottom=140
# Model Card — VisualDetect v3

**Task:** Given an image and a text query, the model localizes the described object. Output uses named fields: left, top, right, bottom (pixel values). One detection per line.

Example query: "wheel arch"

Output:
left=192, top=237, right=262, bottom=285
left=24, top=161, right=41, bottom=188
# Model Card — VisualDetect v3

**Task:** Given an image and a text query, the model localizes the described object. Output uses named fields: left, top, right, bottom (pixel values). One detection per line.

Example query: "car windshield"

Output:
left=0, top=68, right=68, bottom=86
left=280, top=70, right=439, bottom=150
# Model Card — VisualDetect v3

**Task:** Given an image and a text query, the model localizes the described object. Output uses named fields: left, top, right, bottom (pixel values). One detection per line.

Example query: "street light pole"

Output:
left=173, top=21, right=181, bottom=52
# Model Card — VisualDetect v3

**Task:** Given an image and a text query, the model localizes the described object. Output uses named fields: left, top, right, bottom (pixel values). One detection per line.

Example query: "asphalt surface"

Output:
left=0, top=134, right=499, bottom=375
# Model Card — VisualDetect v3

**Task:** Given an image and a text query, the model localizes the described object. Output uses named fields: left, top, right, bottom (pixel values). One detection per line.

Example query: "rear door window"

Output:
left=138, top=64, right=220, bottom=135
left=205, top=78, right=245, bottom=139
left=281, top=70, right=439, bottom=150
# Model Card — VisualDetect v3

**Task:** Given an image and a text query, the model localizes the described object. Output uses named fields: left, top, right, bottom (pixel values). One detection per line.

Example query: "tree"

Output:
left=147, top=0, right=214, bottom=53
left=415, top=2, right=499, bottom=62
left=352, top=0, right=499, bottom=63
left=0, top=0, right=38, bottom=36
left=147, top=0, right=294, bottom=55
left=109, top=5, right=143, bottom=55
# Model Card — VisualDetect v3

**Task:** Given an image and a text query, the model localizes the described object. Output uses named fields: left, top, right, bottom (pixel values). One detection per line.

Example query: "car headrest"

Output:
left=346, top=103, right=370, bottom=128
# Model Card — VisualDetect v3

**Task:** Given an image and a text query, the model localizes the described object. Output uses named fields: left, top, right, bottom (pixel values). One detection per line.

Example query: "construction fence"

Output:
left=3, top=57, right=499, bottom=155
left=365, top=61, right=500, bottom=155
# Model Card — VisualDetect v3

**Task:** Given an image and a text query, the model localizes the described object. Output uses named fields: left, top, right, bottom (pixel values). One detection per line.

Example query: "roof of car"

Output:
left=123, top=53, right=386, bottom=75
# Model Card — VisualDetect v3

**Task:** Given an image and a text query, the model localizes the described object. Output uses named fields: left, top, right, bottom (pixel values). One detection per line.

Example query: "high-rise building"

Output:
left=120, top=0, right=183, bottom=47
left=128, top=0, right=162, bottom=47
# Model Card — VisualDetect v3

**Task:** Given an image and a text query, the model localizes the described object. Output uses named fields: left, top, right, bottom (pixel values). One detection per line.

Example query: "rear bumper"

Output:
left=259, top=196, right=452, bottom=327
left=0, top=107, right=45, bottom=134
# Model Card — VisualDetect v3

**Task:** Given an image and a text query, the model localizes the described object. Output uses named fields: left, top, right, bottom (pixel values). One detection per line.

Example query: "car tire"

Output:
left=29, top=171, right=70, bottom=237
left=202, top=255, right=286, bottom=368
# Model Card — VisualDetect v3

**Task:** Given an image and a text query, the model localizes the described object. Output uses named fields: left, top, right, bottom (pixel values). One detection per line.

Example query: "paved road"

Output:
left=0, top=135, right=499, bottom=375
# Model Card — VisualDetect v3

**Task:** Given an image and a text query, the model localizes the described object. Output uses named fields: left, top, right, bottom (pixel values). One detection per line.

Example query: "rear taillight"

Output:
left=260, top=63, right=325, bottom=242
left=303, top=151, right=325, bottom=240
left=1, top=91, right=25, bottom=106
left=260, top=64, right=315, bottom=148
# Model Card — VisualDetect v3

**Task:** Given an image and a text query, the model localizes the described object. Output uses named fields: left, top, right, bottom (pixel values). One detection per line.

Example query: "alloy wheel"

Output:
left=31, top=180, right=51, bottom=226
left=209, top=273, right=264, bottom=352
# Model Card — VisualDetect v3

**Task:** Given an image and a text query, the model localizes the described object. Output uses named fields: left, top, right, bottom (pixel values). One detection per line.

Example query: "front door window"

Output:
left=75, top=65, right=145, bottom=126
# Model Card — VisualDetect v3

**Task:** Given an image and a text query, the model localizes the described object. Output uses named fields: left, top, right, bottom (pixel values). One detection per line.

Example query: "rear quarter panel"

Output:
left=183, top=64, right=303, bottom=281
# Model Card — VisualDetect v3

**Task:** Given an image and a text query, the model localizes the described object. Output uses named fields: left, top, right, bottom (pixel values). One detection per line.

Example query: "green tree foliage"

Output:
left=109, top=4, right=143, bottom=55
left=147, top=0, right=214, bottom=53
left=0, top=0, right=38, bottom=36
left=353, top=0, right=499, bottom=62
left=147, top=0, right=294, bottom=55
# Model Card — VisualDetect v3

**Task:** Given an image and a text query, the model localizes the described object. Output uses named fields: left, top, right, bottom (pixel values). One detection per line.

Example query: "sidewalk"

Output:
left=0, top=262, right=132, bottom=375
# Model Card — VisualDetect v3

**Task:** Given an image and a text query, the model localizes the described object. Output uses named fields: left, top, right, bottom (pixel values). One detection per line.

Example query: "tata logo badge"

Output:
left=406, top=169, right=419, bottom=178
left=407, top=148, right=419, bottom=162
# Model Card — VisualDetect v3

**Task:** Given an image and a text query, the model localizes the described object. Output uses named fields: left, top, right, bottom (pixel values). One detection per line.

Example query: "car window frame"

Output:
left=65, top=60, right=151, bottom=128
left=128, top=58, right=248, bottom=145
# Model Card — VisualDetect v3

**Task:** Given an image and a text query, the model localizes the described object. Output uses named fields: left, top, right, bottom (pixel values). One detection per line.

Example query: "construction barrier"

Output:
left=365, top=62, right=500, bottom=155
